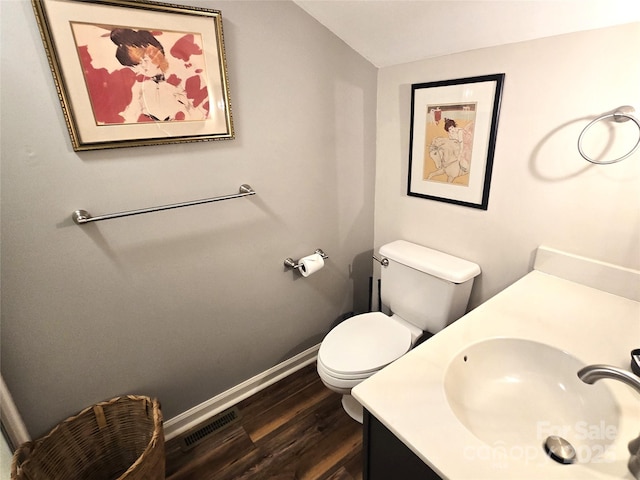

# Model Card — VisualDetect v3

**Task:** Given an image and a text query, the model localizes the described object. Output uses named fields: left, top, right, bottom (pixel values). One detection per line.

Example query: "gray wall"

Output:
left=374, top=23, right=640, bottom=309
left=1, top=0, right=377, bottom=438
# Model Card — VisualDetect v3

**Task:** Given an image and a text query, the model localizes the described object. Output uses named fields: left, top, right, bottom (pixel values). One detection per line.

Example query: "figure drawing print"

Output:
left=71, top=22, right=210, bottom=125
left=424, top=104, right=476, bottom=186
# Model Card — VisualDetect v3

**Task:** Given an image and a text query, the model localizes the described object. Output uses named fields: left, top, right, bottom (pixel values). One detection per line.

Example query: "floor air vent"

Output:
left=179, top=406, right=242, bottom=451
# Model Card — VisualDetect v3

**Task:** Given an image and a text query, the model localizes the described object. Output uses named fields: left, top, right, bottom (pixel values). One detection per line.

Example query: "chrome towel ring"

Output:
left=578, top=106, right=640, bottom=164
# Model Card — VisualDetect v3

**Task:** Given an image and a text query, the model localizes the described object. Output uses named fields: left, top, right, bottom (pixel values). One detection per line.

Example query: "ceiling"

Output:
left=293, top=0, right=640, bottom=67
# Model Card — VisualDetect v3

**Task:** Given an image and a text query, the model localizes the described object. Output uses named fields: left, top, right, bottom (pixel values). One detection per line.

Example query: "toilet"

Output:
left=317, top=240, right=481, bottom=422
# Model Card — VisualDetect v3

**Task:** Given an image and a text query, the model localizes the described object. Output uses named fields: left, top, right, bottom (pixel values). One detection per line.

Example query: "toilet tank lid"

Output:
left=379, top=240, right=481, bottom=283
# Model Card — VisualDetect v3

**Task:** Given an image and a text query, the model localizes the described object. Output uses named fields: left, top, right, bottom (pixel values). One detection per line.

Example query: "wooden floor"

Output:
left=165, top=363, right=363, bottom=480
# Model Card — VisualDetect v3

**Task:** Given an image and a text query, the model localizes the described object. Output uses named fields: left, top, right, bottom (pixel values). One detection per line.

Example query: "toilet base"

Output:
left=341, top=394, right=363, bottom=423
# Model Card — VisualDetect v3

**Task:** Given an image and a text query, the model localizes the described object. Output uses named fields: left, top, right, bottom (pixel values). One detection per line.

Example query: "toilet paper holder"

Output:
left=284, top=249, right=328, bottom=270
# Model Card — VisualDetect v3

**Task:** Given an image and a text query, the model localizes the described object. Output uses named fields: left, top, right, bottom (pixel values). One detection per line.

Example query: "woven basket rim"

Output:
left=114, top=397, right=163, bottom=479
left=11, top=394, right=163, bottom=479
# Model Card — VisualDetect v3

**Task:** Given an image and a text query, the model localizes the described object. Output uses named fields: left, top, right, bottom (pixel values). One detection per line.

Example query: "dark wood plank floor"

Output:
left=165, top=363, right=363, bottom=480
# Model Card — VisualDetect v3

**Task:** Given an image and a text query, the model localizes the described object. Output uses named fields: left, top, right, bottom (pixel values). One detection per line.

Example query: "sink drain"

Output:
left=544, top=436, right=576, bottom=464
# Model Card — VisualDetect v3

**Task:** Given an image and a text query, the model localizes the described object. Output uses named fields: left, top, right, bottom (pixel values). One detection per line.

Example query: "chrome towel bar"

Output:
left=72, top=184, right=255, bottom=225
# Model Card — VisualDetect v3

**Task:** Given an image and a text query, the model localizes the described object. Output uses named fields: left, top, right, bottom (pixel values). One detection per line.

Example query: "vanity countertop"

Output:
left=352, top=268, right=640, bottom=479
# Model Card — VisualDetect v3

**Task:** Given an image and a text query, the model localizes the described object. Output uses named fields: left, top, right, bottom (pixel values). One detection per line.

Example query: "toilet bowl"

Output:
left=317, top=311, right=418, bottom=422
left=317, top=240, right=481, bottom=422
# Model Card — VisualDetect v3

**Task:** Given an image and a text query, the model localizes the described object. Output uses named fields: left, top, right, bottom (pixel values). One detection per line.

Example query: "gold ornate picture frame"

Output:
left=32, top=0, right=234, bottom=151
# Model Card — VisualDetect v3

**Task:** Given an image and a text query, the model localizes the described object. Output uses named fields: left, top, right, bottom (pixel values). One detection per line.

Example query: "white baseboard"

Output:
left=163, top=344, right=320, bottom=441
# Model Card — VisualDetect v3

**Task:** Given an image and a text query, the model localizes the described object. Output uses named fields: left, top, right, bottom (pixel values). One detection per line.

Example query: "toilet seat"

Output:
left=318, top=312, right=412, bottom=377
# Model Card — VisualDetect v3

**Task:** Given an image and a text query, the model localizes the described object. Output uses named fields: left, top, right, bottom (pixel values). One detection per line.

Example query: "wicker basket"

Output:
left=11, top=395, right=164, bottom=480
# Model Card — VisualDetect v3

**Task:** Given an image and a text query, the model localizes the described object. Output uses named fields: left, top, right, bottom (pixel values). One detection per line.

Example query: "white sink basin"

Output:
left=444, top=338, right=620, bottom=461
left=353, top=267, right=640, bottom=478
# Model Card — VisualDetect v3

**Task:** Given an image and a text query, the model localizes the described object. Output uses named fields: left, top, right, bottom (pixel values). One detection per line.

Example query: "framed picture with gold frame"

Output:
left=407, top=74, right=504, bottom=210
left=32, top=0, right=234, bottom=151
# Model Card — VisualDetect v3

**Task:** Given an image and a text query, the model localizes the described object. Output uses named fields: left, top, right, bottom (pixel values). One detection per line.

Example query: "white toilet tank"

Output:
left=379, top=240, right=481, bottom=333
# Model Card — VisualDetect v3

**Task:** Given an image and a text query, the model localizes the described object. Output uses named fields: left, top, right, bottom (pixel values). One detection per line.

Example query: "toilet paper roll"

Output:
left=299, top=253, right=324, bottom=277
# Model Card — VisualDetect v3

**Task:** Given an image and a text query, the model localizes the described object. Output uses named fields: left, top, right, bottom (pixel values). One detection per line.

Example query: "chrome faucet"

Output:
left=579, top=363, right=640, bottom=480
left=578, top=364, right=640, bottom=394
